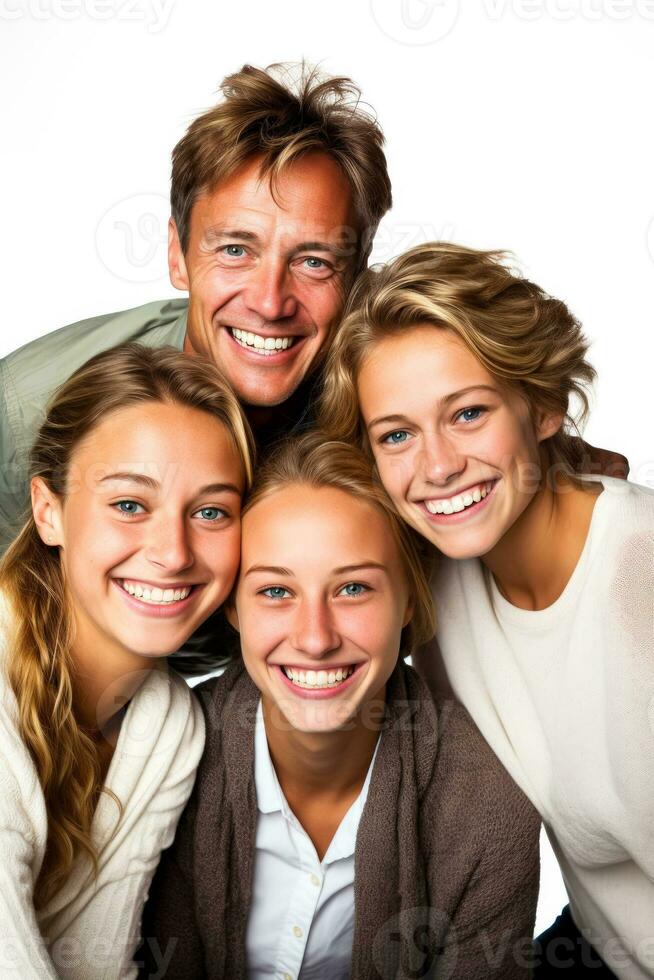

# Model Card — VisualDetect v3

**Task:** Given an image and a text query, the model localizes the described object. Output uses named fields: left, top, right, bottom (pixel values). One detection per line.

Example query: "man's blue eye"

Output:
left=262, top=587, right=289, bottom=600
left=340, top=583, right=366, bottom=597
left=115, top=500, right=143, bottom=515
left=305, top=257, right=325, bottom=268
left=195, top=507, right=225, bottom=522
left=383, top=431, right=409, bottom=445
left=223, top=245, right=246, bottom=257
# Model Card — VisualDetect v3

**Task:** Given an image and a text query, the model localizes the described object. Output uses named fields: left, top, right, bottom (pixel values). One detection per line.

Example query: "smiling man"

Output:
left=0, top=62, right=391, bottom=554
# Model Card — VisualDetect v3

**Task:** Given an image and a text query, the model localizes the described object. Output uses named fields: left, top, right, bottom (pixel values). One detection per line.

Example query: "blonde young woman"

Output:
left=0, top=343, right=253, bottom=979
left=318, top=243, right=654, bottom=980
left=139, top=433, right=540, bottom=980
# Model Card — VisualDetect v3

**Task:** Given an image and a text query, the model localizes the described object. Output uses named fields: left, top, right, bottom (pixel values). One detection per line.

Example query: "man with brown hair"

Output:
left=0, top=62, right=392, bottom=553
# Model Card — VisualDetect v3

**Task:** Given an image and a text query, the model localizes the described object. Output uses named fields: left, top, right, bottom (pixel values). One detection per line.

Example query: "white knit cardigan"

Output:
left=0, top=592, right=205, bottom=979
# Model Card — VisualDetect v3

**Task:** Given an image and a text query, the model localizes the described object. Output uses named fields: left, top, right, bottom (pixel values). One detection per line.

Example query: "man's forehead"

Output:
left=191, top=153, right=356, bottom=246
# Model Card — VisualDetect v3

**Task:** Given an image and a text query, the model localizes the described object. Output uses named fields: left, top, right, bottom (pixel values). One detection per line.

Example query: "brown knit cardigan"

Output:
left=138, top=660, right=540, bottom=979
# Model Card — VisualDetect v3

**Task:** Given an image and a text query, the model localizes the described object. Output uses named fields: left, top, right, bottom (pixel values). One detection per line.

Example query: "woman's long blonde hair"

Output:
left=319, top=242, right=596, bottom=471
left=0, top=343, right=254, bottom=909
left=243, top=430, right=435, bottom=657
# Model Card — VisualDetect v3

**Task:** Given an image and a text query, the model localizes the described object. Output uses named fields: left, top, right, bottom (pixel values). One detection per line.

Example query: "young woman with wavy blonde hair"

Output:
left=0, top=343, right=253, bottom=979
left=319, top=243, right=654, bottom=979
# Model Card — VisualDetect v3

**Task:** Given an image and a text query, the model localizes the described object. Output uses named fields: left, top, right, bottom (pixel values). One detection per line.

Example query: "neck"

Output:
left=262, top=688, right=385, bottom=802
left=69, top=620, right=157, bottom=734
left=482, top=462, right=603, bottom=611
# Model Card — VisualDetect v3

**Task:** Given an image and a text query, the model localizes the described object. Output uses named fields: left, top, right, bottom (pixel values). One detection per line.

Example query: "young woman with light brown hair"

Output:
left=319, top=243, right=654, bottom=979
left=140, top=431, right=540, bottom=979
left=0, top=343, right=253, bottom=978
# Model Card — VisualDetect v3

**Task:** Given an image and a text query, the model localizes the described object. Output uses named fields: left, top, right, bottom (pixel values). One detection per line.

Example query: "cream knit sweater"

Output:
left=430, top=475, right=654, bottom=979
left=0, top=593, right=205, bottom=979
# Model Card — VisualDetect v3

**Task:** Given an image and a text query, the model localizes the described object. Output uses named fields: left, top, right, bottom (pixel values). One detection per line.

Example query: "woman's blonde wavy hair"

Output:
left=0, top=343, right=254, bottom=909
left=319, top=242, right=596, bottom=471
left=242, top=430, right=435, bottom=657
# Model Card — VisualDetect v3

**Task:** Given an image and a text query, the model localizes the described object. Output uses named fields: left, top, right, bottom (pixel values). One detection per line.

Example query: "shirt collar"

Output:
left=253, top=699, right=382, bottom=863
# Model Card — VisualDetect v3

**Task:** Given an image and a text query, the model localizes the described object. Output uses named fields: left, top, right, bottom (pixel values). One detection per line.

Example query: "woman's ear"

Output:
left=31, top=476, right=64, bottom=548
left=402, top=596, right=414, bottom=630
left=536, top=409, right=564, bottom=443
left=224, top=599, right=240, bottom=633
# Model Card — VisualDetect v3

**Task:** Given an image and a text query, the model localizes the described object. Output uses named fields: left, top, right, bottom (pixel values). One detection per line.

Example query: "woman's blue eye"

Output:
left=114, top=500, right=143, bottom=516
left=340, top=583, right=367, bottom=597
left=262, top=587, right=290, bottom=600
left=194, top=507, right=226, bottom=522
left=382, top=430, right=409, bottom=445
left=458, top=407, right=484, bottom=423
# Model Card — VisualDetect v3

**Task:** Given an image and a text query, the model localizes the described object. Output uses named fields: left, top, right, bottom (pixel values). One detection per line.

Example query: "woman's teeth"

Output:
left=425, top=481, right=495, bottom=515
left=282, top=666, right=356, bottom=689
left=121, top=580, right=192, bottom=604
left=231, top=327, right=296, bottom=355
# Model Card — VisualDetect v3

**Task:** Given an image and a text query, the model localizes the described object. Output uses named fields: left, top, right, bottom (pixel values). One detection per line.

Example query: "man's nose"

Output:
left=144, top=514, right=194, bottom=574
left=243, top=257, right=298, bottom=322
left=289, top=598, right=341, bottom=659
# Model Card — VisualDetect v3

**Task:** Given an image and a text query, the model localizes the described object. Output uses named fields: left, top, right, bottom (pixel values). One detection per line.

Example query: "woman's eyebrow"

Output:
left=367, top=385, right=499, bottom=429
left=97, top=473, right=241, bottom=495
left=244, top=565, right=293, bottom=578
left=333, top=562, right=387, bottom=575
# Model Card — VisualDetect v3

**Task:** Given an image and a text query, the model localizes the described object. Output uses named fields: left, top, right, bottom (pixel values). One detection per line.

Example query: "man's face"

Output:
left=169, top=152, right=357, bottom=407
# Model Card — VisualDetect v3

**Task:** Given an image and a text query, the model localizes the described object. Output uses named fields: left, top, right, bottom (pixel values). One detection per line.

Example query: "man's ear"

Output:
left=536, top=409, right=564, bottom=443
left=168, top=218, right=190, bottom=291
left=224, top=600, right=240, bottom=633
left=31, top=476, right=64, bottom=548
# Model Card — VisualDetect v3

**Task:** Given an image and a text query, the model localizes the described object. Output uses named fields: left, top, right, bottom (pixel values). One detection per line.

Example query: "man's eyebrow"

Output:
left=290, top=240, right=353, bottom=260
left=367, top=386, right=499, bottom=429
left=202, top=226, right=260, bottom=244
left=97, top=473, right=241, bottom=495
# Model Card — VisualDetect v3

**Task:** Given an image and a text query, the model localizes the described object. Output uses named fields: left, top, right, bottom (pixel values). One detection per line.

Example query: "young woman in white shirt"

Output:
left=319, top=243, right=654, bottom=980
left=0, top=342, right=254, bottom=979
left=140, top=432, right=541, bottom=979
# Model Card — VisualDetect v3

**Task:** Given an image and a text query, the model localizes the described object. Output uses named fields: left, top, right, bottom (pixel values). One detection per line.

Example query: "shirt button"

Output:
left=293, top=925, right=303, bottom=938
left=283, top=974, right=293, bottom=980
left=310, top=873, right=320, bottom=886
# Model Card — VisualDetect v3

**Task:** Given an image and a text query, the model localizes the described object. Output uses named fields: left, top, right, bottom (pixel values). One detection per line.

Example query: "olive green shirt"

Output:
left=0, top=298, right=188, bottom=554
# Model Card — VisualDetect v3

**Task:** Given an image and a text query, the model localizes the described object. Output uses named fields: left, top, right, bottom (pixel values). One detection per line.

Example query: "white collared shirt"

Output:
left=245, top=699, right=380, bottom=980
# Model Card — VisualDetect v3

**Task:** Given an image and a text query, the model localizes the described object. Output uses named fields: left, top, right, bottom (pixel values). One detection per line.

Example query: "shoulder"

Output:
left=0, top=620, right=47, bottom=846
left=0, top=298, right=187, bottom=431
left=121, top=668, right=205, bottom=786
left=431, top=697, right=540, bottom=848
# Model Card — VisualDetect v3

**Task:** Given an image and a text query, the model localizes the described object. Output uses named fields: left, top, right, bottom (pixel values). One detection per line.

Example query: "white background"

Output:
left=2, top=0, right=654, bottom=935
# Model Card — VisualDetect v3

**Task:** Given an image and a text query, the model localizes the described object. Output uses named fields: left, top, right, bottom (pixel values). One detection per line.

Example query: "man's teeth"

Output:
left=231, top=328, right=296, bottom=355
left=282, top=666, right=356, bottom=689
left=425, top=481, right=495, bottom=515
left=121, top=580, right=192, bottom=604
